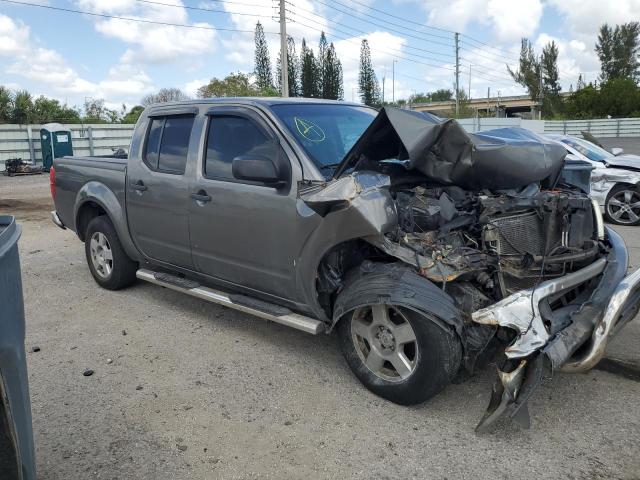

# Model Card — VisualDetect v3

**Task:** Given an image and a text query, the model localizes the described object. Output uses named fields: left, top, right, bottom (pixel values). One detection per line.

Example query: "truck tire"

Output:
left=334, top=263, right=462, bottom=405
left=605, top=184, right=640, bottom=226
left=84, top=216, right=137, bottom=290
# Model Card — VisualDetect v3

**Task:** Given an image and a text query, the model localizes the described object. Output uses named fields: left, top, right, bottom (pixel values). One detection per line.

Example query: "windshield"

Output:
left=560, top=137, right=612, bottom=162
left=270, top=103, right=377, bottom=174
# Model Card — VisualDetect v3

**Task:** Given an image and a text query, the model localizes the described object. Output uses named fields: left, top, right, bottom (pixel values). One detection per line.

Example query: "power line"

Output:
left=309, top=0, right=456, bottom=49
left=323, top=0, right=522, bottom=65
left=345, top=0, right=452, bottom=35
left=287, top=6, right=455, bottom=60
left=0, top=0, right=279, bottom=34
left=460, top=36, right=519, bottom=62
left=135, top=0, right=272, bottom=16
left=289, top=17, right=455, bottom=71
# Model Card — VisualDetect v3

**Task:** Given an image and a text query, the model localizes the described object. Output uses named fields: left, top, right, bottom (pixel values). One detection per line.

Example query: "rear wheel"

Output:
left=337, top=303, right=460, bottom=405
left=85, top=216, right=137, bottom=290
left=605, top=184, right=640, bottom=226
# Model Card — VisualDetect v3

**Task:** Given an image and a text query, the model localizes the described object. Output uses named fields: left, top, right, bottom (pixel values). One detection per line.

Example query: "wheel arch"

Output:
left=74, top=181, right=140, bottom=261
left=330, top=262, right=464, bottom=342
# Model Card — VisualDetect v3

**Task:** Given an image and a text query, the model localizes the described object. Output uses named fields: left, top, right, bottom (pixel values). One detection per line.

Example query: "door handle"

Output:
left=191, top=191, right=212, bottom=203
left=131, top=180, right=147, bottom=192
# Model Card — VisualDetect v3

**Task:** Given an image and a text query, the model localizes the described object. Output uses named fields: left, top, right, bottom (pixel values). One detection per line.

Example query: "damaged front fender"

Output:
left=590, top=167, right=640, bottom=207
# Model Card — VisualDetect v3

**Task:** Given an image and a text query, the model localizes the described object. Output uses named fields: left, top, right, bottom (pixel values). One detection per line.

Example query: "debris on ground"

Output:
left=82, top=369, right=94, bottom=377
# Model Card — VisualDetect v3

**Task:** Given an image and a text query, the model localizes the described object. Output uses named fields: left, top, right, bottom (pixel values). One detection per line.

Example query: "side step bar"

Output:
left=136, top=269, right=325, bottom=335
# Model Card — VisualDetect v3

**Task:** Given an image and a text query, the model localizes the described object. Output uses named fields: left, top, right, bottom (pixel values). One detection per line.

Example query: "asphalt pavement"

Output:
left=1, top=173, right=639, bottom=480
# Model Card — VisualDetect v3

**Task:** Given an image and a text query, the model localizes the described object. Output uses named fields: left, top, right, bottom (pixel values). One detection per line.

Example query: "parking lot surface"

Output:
left=2, top=174, right=639, bottom=479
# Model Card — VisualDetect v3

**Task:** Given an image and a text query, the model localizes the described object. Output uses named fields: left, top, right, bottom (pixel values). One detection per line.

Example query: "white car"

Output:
left=548, top=134, right=640, bottom=226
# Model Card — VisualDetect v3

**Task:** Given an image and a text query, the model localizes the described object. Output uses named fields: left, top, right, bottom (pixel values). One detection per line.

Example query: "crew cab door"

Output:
left=188, top=106, right=301, bottom=301
left=127, top=110, right=197, bottom=268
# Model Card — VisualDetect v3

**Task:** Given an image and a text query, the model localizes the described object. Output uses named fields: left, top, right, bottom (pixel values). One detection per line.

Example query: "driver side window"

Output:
left=204, top=115, right=272, bottom=181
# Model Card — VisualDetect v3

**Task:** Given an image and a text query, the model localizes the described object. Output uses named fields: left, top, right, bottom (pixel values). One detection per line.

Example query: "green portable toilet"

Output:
left=40, top=123, right=73, bottom=172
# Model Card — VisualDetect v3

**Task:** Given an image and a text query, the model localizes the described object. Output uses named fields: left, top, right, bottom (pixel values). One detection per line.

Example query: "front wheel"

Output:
left=605, top=184, right=640, bottom=226
left=337, top=303, right=460, bottom=405
left=85, top=216, right=137, bottom=290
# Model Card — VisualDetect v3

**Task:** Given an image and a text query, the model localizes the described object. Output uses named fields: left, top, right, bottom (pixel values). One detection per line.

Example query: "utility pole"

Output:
left=454, top=32, right=460, bottom=117
left=496, top=90, right=501, bottom=118
left=279, top=0, right=288, bottom=97
left=487, top=87, right=490, bottom=116
left=392, top=59, right=397, bottom=103
left=468, top=64, right=471, bottom=99
left=382, top=73, right=386, bottom=104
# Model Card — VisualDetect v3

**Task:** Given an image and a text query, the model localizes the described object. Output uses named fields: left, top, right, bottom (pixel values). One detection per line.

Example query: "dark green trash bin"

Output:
left=40, top=123, right=73, bottom=172
left=0, top=216, right=35, bottom=479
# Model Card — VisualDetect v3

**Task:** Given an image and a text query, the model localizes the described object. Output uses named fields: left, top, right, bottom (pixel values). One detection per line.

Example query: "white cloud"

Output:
left=184, top=78, right=208, bottom=97
left=487, top=0, right=543, bottom=43
left=424, top=0, right=542, bottom=43
left=0, top=15, right=30, bottom=56
left=76, top=0, right=217, bottom=64
left=0, top=13, right=154, bottom=105
left=546, top=0, right=640, bottom=40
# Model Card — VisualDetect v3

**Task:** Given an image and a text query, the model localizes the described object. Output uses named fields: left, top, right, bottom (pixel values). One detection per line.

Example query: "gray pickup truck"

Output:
left=50, top=98, right=640, bottom=431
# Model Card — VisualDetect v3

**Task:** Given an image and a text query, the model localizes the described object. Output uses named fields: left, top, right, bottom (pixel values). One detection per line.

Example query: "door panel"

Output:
left=127, top=114, right=195, bottom=268
left=188, top=108, right=301, bottom=300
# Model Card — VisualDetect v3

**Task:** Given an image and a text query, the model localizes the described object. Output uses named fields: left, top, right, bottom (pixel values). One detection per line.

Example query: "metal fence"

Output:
left=0, top=124, right=134, bottom=171
left=543, top=118, right=640, bottom=137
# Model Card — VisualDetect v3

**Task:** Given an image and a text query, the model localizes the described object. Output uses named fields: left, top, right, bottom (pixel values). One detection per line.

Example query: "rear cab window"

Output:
left=144, top=114, right=195, bottom=174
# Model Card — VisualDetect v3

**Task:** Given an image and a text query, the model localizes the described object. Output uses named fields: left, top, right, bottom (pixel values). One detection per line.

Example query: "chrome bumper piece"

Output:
left=562, top=265, right=640, bottom=373
left=473, top=226, right=640, bottom=432
left=50, top=211, right=65, bottom=229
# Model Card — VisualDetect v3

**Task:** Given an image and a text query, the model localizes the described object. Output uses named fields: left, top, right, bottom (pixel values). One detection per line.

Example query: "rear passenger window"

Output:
left=144, top=114, right=194, bottom=174
left=204, top=115, right=271, bottom=180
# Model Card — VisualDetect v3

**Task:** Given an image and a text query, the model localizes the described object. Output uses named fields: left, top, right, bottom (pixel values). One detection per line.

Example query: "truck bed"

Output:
left=52, top=155, right=128, bottom=235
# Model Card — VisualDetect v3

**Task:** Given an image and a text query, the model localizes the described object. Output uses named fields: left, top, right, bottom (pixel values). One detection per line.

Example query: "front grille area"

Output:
left=492, top=210, right=546, bottom=256
left=489, top=210, right=563, bottom=295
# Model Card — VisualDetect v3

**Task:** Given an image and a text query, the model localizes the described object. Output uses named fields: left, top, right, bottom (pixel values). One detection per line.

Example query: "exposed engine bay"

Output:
left=301, top=107, right=635, bottom=432
left=384, top=182, right=599, bottom=303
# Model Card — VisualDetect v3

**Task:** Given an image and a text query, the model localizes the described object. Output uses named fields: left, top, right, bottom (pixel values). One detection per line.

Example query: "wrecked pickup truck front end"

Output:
left=302, top=108, right=640, bottom=431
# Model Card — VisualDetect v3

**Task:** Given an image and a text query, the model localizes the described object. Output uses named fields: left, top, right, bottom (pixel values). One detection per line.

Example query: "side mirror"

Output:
left=611, top=147, right=624, bottom=156
left=232, top=156, right=285, bottom=186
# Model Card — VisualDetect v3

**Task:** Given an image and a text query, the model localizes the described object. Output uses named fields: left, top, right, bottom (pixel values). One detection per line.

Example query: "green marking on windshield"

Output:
left=294, top=117, right=326, bottom=142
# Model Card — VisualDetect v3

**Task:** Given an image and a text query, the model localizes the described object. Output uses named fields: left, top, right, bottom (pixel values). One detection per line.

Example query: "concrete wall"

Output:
left=0, top=124, right=134, bottom=171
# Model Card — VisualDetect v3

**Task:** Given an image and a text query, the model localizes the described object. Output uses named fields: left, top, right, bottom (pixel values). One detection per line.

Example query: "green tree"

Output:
left=596, top=23, right=640, bottom=82
left=597, top=78, right=640, bottom=117
left=83, top=98, right=120, bottom=123
left=300, top=39, right=320, bottom=98
left=32, top=96, right=80, bottom=123
left=0, top=86, right=12, bottom=123
left=541, top=40, right=563, bottom=116
left=122, top=105, right=145, bottom=124
left=323, top=43, right=343, bottom=100
left=276, top=36, right=300, bottom=97
left=254, top=22, right=273, bottom=91
left=508, top=38, right=541, bottom=106
left=11, top=90, right=33, bottom=124
left=197, top=72, right=277, bottom=98
left=318, top=32, right=328, bottom=97
left=430, top=89, right=454, bottom=101
left=141, top=88, right=189, bottom=106
left=358, top=39, right=379, bottom=106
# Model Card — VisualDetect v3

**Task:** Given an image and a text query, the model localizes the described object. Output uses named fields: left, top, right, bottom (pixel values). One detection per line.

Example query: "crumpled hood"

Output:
left=334, top=107, right=567, bottom=190
left=605, top=154, right=640, bottom=171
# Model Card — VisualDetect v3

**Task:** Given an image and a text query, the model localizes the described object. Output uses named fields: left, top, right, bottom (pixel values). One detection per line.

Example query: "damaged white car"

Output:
left=549, top=134, right=640, bottom=225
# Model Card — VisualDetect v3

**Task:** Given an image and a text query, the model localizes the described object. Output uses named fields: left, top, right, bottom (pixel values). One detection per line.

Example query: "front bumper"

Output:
left=471, top=226, right=640, bottom=432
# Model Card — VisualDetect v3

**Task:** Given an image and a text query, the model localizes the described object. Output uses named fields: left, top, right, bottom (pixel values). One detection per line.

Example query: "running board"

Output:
left=136, top=269, right=324, bottom=335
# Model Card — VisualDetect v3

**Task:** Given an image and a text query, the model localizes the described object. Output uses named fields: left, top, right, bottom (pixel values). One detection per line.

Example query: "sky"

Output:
left=0, top=0, right=639, bottom=112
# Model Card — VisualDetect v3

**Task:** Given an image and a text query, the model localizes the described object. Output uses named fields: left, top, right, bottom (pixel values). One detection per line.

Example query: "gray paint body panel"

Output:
left=51, top=99, right=382, bottom=317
